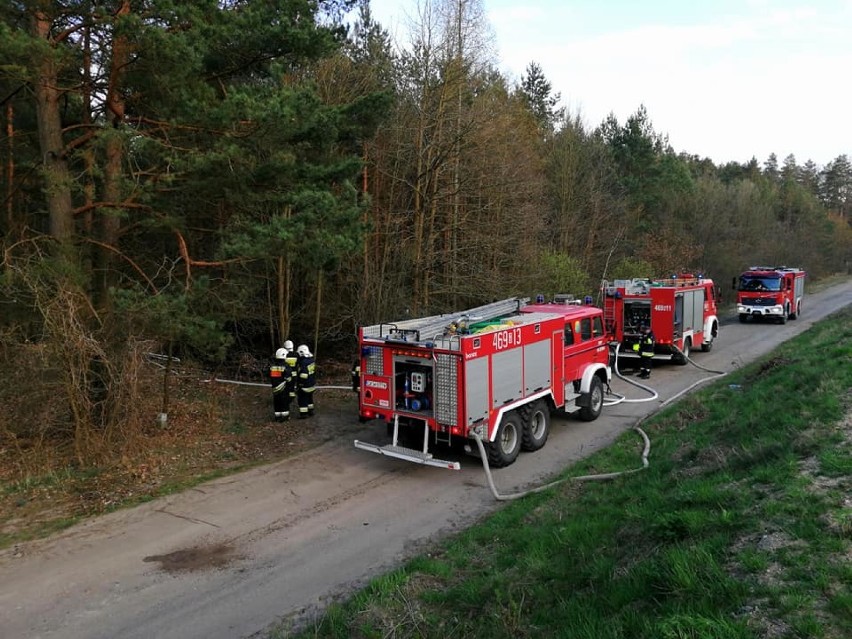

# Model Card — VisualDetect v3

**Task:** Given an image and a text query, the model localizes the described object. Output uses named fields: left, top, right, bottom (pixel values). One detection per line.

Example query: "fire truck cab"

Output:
left=735, top=266, right=806, bottom=324
left=602, top=275, right=720, bottom=365
left=354, top=297, right=612, bottom=470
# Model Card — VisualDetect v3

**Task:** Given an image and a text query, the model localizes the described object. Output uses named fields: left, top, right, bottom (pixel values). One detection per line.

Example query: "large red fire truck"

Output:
left=601, top=275, right=720, bottom=365
left=734, top=266, right=806, bottom=324
left=354, top=297, right=612, bottom=470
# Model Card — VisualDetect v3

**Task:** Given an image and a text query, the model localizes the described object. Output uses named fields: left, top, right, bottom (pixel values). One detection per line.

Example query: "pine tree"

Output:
left=518, top=61, right=564, bottom=133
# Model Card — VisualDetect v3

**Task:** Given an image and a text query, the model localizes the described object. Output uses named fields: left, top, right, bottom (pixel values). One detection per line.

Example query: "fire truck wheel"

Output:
left=521, top=401, right=550, bottom=451
left=675, top=338, right=691, bottom=365
left=487, top=412, right=522, bottom=468
left=579, top=376, right=604, bottom=422
left=739, top=314, right=748, bottom=323
left=701, top=338, right=713, bottom=352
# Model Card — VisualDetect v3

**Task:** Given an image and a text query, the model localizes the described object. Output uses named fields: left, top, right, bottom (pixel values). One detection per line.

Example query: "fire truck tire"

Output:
left=675, top=338, right=691, bottom=365
left=579, top=376, right=604, bottom=422
left=487, top=412, right=522, bottom=467
left=778, top=310, right=788, bottom=324
left=702, top=322, right=717, bottom=352
left=521, top=401, right=550, bottom=451
left=739, top=314, right=748, bottom=323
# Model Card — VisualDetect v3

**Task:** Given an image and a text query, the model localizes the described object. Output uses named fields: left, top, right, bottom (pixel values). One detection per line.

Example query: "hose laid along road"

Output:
left=1, top=280, right=850, bottom=639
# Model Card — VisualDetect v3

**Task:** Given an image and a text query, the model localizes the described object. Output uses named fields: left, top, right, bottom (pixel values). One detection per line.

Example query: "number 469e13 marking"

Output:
left=492, top=327, right=522, bottom=351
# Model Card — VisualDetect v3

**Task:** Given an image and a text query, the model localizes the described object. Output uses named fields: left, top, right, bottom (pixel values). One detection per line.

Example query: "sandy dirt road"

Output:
left=1, top=281, right=850, bottom=639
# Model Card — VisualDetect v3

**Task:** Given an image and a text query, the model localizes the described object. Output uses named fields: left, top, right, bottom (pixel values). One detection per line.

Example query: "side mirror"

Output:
left=731, top=277, right=736, bottom=290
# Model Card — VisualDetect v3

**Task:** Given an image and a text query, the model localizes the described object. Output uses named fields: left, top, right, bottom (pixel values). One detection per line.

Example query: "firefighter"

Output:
left=268, top=347, right=293, bottom=422
left=351, top=358, right=361, bottom=392
left=296, top=344, right=316, bottom=418
left=282, top=340, right=298, bottom=405
left=638, top=324, right=655, bottom=379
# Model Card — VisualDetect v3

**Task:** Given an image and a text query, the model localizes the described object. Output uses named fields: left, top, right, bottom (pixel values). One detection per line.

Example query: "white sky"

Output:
left=365, top=0, right=851, bottom=167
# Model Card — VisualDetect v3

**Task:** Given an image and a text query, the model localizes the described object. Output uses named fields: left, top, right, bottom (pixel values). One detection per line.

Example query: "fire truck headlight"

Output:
left=737, top=305, right=746, bottom=312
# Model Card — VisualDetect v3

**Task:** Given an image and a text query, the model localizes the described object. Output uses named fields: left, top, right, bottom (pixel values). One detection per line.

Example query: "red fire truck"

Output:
left=735, top=266, right=806, bottom=324
left=601, top=275, right=720, bottom=365
left=354, top=297, right=612, bottom=470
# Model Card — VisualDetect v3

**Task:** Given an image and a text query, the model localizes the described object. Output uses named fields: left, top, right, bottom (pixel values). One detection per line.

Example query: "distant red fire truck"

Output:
left=601, top=274, right=720, bottom=364
left=735, top=266, right=806, bottom=324
left=354, top=297, right=612, bottom=469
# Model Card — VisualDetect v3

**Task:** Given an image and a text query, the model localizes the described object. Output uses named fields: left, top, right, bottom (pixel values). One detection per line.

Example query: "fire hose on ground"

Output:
left=201, top=377, right=352, bottom=391
left=198, top=346, right=728, bottom=502
left=473, top=341, right=727, bottom=502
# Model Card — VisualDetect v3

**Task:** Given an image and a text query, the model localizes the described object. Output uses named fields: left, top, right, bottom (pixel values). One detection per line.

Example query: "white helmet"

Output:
left=283, top=340, right=294, bottom=351
left=296, top=344, right=311, bottom=358
left=274, top=347, right=287, bottom=359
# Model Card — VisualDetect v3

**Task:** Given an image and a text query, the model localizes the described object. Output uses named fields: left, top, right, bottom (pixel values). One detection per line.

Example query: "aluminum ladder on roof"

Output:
left=384, top=297, right=528, bottom=343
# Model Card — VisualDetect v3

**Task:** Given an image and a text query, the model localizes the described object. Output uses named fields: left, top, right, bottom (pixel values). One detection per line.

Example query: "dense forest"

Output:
left=1, top=0, right=851, bottom=464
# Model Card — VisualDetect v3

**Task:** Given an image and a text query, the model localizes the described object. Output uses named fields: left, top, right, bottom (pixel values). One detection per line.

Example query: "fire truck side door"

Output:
left=563, top=317, right=604, bottom=383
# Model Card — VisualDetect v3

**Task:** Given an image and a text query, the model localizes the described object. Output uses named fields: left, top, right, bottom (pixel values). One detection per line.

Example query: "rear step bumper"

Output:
left=353, top=440, right=461, bottom=470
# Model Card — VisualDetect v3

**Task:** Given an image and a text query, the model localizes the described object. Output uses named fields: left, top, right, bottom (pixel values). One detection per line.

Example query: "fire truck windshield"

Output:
left=738, top=276, right=781, bottom=292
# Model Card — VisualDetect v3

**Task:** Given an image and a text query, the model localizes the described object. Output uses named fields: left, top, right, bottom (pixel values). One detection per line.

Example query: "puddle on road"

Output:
left=143, top=542, right=241, bottom=574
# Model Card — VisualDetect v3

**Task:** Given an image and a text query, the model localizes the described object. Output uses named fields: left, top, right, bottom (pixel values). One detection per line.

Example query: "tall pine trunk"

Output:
left=96, top=0, right=132, bottom=309
left=32, top=10, right=74, bottom=241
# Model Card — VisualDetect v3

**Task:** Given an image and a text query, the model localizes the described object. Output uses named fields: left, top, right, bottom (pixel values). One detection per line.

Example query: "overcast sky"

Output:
left=365, top=0, right=851, bottom=168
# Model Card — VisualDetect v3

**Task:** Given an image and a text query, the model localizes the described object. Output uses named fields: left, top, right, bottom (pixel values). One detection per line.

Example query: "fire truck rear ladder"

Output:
left=354, top=416, right=461, bottom=470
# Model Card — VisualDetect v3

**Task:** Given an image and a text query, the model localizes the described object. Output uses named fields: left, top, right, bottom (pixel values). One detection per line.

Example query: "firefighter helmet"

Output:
left=297, top=344, right=311, bottom=358
left=283, top=340, right=294, bottom=351
left=274, top=347, right=287, bottom=359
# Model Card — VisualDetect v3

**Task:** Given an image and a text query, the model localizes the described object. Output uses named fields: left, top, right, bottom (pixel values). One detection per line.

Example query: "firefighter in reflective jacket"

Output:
left=269, top=347, right=293, bottom=421
left=296, top=344, right=316, bottom=418
left=282, top=339, right=298, bottom=403
left=635, top=324, right=655, bottom=379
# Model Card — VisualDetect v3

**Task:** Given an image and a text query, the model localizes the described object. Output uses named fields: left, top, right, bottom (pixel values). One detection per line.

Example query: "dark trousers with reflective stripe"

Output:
left=272, top=383, right=291, bottom=420
left=297, top=388, right=315, bottom=416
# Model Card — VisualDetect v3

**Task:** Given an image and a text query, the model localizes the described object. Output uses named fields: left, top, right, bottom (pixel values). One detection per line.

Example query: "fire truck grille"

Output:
left=750, top=297, right=776, bottom=306
left=434, top=354, right=457, bottom=426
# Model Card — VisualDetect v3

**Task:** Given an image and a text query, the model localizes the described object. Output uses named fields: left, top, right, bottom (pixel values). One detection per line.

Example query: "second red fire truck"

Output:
left=354, top=297, right=612, bottom=470
left=734, top=266, right=806, bottom=324
left=601, top=274, right=721, bottom=364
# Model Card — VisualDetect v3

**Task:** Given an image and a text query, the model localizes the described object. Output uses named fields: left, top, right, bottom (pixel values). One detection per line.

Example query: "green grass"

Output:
left=278, top=307, right=852, bottom=639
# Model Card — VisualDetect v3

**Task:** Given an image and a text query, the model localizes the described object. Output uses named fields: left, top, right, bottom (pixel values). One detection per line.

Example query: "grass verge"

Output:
left=280, top=307, right=852, bottom=639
